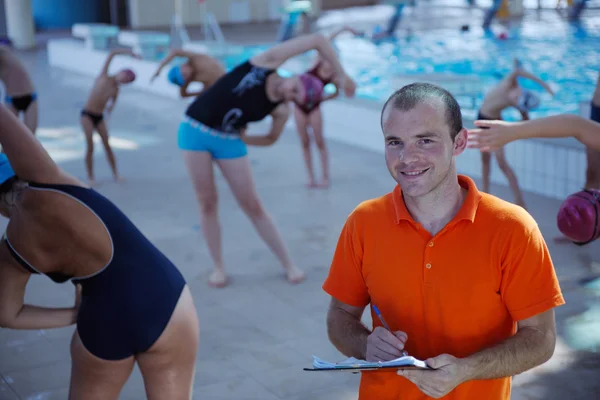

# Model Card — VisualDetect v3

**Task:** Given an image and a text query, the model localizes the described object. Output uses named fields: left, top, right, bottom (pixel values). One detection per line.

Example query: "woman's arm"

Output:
left=251, top=33, right=345, bottom=79
left=0, top=104, right=63, bottom=183
left=151, top=49, right=196, bottom=82
left=240, top=104, right=290, bottom=147
left=0, top=261, right=79, bottom=330
left=467, top=114, right=600, bottom=152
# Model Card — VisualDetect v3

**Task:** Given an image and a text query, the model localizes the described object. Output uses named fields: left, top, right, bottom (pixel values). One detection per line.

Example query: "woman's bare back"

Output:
left=6, top=184, right=112, bottom=279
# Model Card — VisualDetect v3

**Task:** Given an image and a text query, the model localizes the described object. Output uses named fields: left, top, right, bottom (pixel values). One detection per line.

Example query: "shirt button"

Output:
left=426, top=263, right=432, bottom=269
left=429, top=242, right=434, bottom=247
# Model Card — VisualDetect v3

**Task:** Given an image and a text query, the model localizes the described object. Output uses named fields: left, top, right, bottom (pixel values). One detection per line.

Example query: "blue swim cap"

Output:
left=517, top=89, right=540, bottom=112
left=167, top=65, right=185, bottom=86
left=0, top=153, right=15, bottom=186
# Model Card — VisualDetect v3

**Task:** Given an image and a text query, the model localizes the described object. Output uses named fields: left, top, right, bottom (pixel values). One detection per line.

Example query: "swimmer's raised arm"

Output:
left=467, top=114, right=600, bottom=152
left=0, top=104, right=61, bottom=182
left=328, top=25, right=362, bottom=41
left=101, top=48, right=138, bottom=76
left=510, top=60, right=554, bottom=96
left=151, top=49, right=197, bottom=82
left=240, top=104, right=290, bottom=147
left=251, top=33, right=345, bottom=79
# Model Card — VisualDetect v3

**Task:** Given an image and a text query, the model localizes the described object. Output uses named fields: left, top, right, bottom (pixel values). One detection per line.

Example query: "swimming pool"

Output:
left=217, top=20, right=599, bottom=122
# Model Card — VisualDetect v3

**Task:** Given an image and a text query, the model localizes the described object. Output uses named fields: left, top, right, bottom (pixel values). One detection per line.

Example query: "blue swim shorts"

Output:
left=177, top=116, right=248, bottom=159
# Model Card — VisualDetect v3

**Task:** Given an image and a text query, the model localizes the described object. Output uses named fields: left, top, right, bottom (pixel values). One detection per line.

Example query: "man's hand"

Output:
left=365, top=326, right=407, bottom=362
left=397, top=354, right=467, bottom=399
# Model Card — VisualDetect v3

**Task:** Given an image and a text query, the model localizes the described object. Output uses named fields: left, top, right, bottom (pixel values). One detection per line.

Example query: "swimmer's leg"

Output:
left=23, top=98, right=38, bottom=136
left=480, top=150, right=492, bottom=193
left=483, top=0, right=503, bottom=29
left=68, top=329, right=135, bottom=400
left=80, top=115, right=96, bottom=185
left=96, top=121, right=122, bottom=183
left=495, top=147, right=526, bottom=209
left=182, top=150, right=227, bottom=288
left=587, top=73, right=600, bottom=189
left=584, top=147, right=600, bottom=190
left=309, top=107, right=330, bottom=188
left=294, top=106, right=317, bottom=187
left=136, top=285, right=199, bottom=400
left=385, top=3, right=405, bottom=36
left=216, top=156, right=306, bottom=284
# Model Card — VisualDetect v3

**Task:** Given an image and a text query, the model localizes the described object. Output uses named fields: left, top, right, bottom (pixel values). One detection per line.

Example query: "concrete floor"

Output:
left=1, top=4, right=600, bottom=400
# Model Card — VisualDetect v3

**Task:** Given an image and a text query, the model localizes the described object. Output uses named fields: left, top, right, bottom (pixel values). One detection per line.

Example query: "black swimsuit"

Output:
left=185, top=60, right=282, bottom=133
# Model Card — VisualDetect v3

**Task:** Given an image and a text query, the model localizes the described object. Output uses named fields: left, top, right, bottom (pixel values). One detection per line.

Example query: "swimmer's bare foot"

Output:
left=317, top=178, right=329, bottom=189
left=114, top=175, right=125, bottom=183
left=286, top=266, right=306, bottom=284
left=306, top=181, right=318, bottom=189
left=208, top=269, right=228, bottom=288
left=88, top=177, right=96, bottom=187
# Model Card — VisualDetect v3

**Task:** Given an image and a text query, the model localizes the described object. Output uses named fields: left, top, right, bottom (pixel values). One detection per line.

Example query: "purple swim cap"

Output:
left=299, top=73, right=324, bottom=109
left=557, top=189, right=600, bottom=245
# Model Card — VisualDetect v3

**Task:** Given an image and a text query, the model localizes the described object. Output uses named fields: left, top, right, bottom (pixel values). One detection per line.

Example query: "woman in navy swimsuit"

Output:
left=0, top=105, right=199, bottom=399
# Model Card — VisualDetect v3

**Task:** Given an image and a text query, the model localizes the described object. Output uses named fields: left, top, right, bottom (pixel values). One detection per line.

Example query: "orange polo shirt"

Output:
left=322, top=175, right=565, bottom=400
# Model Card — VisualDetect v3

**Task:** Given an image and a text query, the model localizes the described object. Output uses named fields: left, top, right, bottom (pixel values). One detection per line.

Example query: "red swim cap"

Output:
left=557, top=189, right=600, bottom=245
left=118, top=68, right=136, bottom=83
left=299, top=73, right=324, bottom=109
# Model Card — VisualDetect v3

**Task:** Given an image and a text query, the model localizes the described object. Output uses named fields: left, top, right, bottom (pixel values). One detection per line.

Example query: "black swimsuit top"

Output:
left=185, top=60, right=282, bottom=134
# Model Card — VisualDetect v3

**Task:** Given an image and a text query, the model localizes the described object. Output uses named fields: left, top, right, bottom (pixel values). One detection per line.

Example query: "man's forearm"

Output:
left=327, top=309, right=371, bottom=359
left=461, top=327, right=555, bottom=381
left=2, top=305, right=77, bottom=330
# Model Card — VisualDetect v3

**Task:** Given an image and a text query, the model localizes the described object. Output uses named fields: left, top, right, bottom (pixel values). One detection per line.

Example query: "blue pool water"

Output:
left=218, top=22, right=599, bottom=121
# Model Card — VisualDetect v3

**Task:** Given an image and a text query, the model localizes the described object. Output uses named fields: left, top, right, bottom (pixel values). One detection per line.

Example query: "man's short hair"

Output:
left=381, top=82, right=463, bottom=140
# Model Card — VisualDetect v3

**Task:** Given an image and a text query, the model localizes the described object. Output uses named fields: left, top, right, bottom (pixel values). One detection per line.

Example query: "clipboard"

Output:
left=304, top=355, right=432, bottom=373
left=303, top=364, right=431, bottom=373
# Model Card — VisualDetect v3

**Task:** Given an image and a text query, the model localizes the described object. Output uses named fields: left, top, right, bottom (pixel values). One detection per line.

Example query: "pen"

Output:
left=372, top=304, right=409, bottom=357
left=372, top=305, right=392, bottom=332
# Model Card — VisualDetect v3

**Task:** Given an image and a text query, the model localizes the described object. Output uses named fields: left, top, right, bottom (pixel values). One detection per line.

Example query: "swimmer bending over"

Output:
left=294, top=25, right=360, bottom=188
left=178, top=33, right=353, bottom=288
left=81, top=48, right=139, bottom=185
left=0, top=44, right=38, bottom=135
left=150, top=49, right=226, bottom=98
left=0, top=104, right=199, bottom=399
left=477, top=58, right=554, bottom=209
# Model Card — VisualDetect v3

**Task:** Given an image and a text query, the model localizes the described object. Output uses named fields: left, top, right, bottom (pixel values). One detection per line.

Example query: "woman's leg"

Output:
left=23, top=99, right=38, bottom=136
left=495, top=147, right=527, bottom=209
left=216, top=156, right=306, bottom=283
left=308, top=107, right=329, bottom=188
left=136, top=285, right=200, bottom=400
left=68, top=330, right=135, bottom=400
left=80, top=116, right=96, bottom=186
left=294, top=106, right=317, bottom=187
left=182, top=150, right=227, bottom=287
left=96, top=121, right=122, bottom=182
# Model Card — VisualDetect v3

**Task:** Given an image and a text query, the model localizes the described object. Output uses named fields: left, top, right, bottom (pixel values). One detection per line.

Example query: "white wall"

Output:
left=128, top=0, right=321, bottom=28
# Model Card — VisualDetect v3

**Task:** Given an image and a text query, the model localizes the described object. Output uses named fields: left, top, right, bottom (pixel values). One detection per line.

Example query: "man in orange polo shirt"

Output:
left=322, top=82, right=565, bottom=399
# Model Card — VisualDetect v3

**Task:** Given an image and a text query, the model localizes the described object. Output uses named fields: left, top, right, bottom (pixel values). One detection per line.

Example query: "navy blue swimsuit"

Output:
left=592, top=101, right=600, bottom=124
left=2, top=182, right=186, bottom=361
